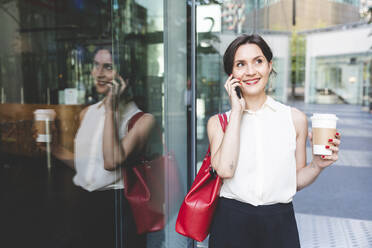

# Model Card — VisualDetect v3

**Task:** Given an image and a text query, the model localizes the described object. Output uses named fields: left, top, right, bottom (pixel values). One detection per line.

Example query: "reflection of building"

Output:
left=221, top=0, right=246, bottom=33
left=242, top=0, right=361, bottom=31
left=302, top=22, right=372, bottom=105
left=197, top=3, right=291, bottom=125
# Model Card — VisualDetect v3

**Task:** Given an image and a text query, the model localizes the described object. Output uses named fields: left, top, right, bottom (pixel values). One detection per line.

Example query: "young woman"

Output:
left=207, top=34, right=341, bottom=248
left=50, top=47, right=154, bottom=248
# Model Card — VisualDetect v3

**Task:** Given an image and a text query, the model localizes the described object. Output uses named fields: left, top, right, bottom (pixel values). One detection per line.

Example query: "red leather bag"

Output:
left=123, top=112, right=169, bottom=234
left=175, top=113, right=228, bottom=242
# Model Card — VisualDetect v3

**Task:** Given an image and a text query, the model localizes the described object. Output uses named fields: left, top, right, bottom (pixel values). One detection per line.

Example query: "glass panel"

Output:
left=0, top=1, right=119, bottom=247
left=307, top=54, right=370, bottom=105
left=196, top=1, right=291, bottom=170
left=195, top=0, right=366, bottom=170
left=1, top=1, right=188, bottom=248
left=195, top=1, right=369, bottom=247
left=111, top=0, right=188, bottom=247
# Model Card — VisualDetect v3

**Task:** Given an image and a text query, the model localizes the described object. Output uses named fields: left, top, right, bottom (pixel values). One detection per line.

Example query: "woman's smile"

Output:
left=242, top=78, right=260, bottom=85
left=96, top=80, right=111, bottom=86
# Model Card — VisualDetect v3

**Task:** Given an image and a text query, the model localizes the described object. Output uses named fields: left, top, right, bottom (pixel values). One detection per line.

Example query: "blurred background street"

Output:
left=293, top=102, right=372, bottom=248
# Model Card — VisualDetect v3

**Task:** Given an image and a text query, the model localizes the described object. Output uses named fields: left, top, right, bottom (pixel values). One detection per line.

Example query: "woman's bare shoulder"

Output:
left=132, top=112, right=156, bottom=131
left=207, top=113, right=225, bottom=140
left=291, top=107, right=308, bottom=134
left=207, top=114, right=221, bottom=130
left=79, top=106, right=90, bottom=123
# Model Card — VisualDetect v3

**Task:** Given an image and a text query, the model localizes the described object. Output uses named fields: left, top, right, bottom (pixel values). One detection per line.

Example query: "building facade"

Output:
left=302, top=22, right=372, bottom=105
left=241, top=0, right=361, bottom=31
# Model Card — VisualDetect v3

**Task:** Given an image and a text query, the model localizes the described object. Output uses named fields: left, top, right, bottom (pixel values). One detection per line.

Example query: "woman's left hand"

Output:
left=310, top=131, right=341, bottom=169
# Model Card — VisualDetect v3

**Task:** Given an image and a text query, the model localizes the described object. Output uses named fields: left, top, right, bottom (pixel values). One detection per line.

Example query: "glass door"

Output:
left=111, top=0, right=189, bottom=247
left=1, top=0, right=189, bottom=247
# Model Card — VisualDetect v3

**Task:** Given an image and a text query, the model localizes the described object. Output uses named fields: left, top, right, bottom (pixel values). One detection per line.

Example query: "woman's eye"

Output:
left=237, top=63, right=243, bottom=67
left=256, top=59, right=263, bottom=64
left=104, top=65, right=113, bottom=70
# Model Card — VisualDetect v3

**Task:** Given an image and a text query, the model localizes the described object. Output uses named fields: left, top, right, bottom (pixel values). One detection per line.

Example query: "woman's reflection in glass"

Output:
left=52, top=47, right=154, bottom=248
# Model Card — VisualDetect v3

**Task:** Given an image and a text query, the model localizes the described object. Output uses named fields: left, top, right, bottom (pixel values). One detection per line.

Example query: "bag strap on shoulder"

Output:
left=128, top=112, right=145, bottom=131
left=217, top=113, right=228, bottom=132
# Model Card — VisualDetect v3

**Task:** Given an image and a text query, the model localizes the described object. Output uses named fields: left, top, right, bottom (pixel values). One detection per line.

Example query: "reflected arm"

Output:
left=102, top=110, right=155, bottom=171
left=46, top=107, right=90, bottom=170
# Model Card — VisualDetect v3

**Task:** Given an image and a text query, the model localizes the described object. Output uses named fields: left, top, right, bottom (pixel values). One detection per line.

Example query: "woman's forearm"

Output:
left=296, top=160, right=324, bottom=191
left=212, top=110, right=242, bottom=178
left=102, top=110, right=125, bottom=170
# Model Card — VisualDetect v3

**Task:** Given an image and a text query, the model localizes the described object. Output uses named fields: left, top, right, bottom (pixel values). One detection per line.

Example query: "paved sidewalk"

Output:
left=292, top=102, right=372, bottom=248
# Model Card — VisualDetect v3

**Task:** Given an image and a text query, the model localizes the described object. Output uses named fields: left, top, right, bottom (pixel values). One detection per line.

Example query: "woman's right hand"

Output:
left=103, top=74, right=127, bottom=112
left=224, top=74, right=245, bottom=113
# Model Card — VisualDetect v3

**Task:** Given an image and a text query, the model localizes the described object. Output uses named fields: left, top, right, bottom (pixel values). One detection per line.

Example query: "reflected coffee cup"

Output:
left=311, top=113, right=338, bottom=156
left=34, top=109, right=56, bottom=143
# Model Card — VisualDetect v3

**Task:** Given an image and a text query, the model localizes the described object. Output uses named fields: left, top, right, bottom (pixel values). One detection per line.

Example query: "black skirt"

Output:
left=74, top=188, right=146, bottom=248
left=209, top=197, right=301, bottom=248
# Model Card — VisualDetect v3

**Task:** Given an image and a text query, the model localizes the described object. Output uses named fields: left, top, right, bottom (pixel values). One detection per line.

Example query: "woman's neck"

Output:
left=243, top=93, right=267, bottom=112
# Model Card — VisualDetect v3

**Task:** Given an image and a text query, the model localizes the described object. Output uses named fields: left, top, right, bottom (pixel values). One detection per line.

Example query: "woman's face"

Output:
left=91, top=49, right=116, bottom=95
left=232, top=43, right=272, bottom=97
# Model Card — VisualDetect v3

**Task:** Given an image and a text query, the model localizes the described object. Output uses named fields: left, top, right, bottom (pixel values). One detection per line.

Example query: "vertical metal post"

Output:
left=190, top=0, right=197, bottom=247
left=45, top=118, right=52, bottom=197
left=21, top=87, right=24, bottom=104
left=266, top=0, right=269, bottom=30
left=253, top=0, right=258, bottom=33
left=190, top=0, right=196, bottom=184
left=292, top=0, right=296, bottom=26
left=45, top=119, right=52, bottom=172
left=2, top=87, right=5, bottom=103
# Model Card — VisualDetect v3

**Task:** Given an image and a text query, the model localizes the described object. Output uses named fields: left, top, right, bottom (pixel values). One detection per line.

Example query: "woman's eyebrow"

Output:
left=234, top=59, right=245, bottom=63
left=253, top=55, right=264, bottom=60
left=234, top=56, right=264, bottom=63
left=93, top=60, right=113, bottom=66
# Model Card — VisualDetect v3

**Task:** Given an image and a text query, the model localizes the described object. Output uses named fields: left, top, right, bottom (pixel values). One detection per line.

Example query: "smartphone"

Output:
left=235, top=86, right=242, bottom=99
left=232, top=76, right=242, bottom=99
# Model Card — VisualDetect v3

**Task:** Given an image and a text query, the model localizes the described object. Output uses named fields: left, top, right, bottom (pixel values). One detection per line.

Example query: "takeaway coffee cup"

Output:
left=34, top=109, right=56, bottom=143
left=311, top=113, right=338, bottom=156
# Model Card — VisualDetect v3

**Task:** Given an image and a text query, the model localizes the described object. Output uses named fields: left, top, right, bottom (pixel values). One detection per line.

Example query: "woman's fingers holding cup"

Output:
left=321, top=153, right=338, bottom=162
left=328, top=137, right=341, bottom=146
left=326, top=145, right=339, bottom=153
left=335, top=131, right=341, bottom=139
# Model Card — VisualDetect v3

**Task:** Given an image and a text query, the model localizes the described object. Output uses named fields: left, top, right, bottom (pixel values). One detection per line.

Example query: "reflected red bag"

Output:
left=175, top=113, right=228, bottom=242
left=123, top=112, right=169, bottom=234
left=123, top=155, right=166, bottom=234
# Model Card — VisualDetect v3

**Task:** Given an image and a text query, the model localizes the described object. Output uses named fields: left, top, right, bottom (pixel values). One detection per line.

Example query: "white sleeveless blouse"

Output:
left=73, top=101, right=141, bottom=192
left=220, top=96, right=297, bottom=206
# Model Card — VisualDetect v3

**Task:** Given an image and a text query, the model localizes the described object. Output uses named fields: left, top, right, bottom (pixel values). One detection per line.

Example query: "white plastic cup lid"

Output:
left=34, top=109, right=56, bottom=121
left=311, top=113, right=338, bottom=129
left=311, top=113, right=338, bottom=121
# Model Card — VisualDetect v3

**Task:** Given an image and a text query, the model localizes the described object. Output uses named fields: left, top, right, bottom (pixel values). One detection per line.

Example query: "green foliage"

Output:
left=291, top=30, right=306, bottom=86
